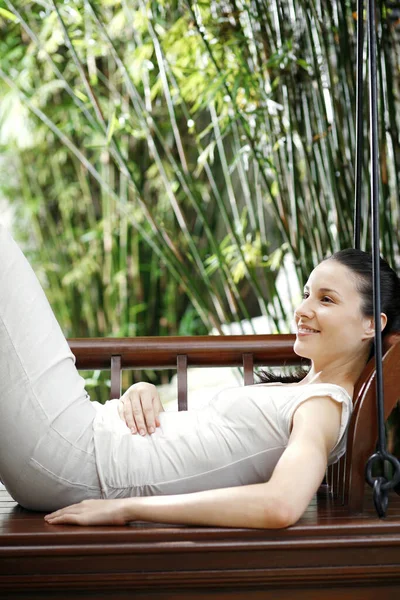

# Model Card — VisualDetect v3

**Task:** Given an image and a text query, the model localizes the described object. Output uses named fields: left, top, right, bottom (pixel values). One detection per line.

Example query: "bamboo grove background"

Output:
left=0, top=1, right=400, bottom=418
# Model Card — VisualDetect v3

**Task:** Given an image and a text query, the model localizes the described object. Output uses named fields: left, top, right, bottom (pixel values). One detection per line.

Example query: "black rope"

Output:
left=364, top=0, right=400, bottom=517
left=353, top=0, right=364, bottom=250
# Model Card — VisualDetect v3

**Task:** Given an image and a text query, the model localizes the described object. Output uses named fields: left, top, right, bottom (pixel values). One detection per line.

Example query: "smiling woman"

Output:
left=1, top=227, right=400, bottom=529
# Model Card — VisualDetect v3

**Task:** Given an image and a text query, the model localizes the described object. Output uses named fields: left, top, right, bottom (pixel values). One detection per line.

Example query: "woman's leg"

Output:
left=0, top=225, right=101, bottom=510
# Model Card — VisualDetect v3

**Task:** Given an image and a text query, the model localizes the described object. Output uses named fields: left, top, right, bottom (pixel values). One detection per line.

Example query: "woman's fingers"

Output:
left=119, top=383, right=162, bottom=435
left=129, top=390, right=151, bottom=435
left=123, top=389, right=141, bottom=433
left=45, top=503, right=82, bottom=525
left=45, top=513, right=80, bottom=525
left=138, top=387, right=157, bottom=434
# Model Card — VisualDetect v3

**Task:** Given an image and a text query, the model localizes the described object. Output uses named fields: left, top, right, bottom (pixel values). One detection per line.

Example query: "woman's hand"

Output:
left=117, top=382, right=164, bottom=436
left=44, top=499, right=129, bottom=526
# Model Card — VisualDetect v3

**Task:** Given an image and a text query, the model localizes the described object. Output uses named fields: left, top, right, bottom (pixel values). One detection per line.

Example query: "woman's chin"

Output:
left=293, top=339, right=312, bottom=359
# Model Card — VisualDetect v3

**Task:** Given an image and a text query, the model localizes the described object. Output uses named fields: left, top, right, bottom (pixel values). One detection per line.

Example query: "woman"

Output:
left=0, top=225, right=399, bottom=529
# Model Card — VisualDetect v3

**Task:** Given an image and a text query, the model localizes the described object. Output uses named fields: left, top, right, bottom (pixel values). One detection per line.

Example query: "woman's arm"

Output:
left=45, top=482, right=289, bottom=529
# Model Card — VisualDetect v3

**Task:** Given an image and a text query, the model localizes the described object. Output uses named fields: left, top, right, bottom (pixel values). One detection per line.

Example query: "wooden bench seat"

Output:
left=1, top=486, right=400, bottom=598
left=1, top=333, right=400, bottom=598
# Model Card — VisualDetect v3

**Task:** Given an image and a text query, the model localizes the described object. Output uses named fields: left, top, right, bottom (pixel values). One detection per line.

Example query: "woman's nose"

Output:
left=294, top=297, right=315, bottom=320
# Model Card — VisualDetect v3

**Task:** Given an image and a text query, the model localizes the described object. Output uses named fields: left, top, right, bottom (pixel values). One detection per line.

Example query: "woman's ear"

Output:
left=362, top=313, right=388, bottom=339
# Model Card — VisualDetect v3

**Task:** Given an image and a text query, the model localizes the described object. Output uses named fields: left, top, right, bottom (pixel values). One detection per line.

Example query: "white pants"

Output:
left=0, top=225, right=102, bottom=511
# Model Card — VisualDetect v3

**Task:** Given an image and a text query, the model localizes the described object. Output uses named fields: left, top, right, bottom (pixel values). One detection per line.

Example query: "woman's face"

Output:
left=293, top=259, right=374, bottom=363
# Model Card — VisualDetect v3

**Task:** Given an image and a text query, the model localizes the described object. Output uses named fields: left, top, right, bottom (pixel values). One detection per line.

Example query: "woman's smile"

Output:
left=297, top=324, right=320, bottom=336
left=297, top=328, right=320, bottom=336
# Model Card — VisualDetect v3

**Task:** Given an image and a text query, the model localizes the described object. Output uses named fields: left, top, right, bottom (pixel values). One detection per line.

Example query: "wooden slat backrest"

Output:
left=327, top=333, right=400, bottom=508
left=68, top=333, right=400, bottom=513
left=243, top=353, right=255, bottom=385
left=177, top=354, right=188, bottom=411
left=344, top=335, right=400, bottom=511
left=110, top=355, right=122, bottom=399
left=326, top=356, right=377, bottom=502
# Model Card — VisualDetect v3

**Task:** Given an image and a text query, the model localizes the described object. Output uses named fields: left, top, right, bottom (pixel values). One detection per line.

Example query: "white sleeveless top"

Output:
left=92, top=383, right=353, bottom=499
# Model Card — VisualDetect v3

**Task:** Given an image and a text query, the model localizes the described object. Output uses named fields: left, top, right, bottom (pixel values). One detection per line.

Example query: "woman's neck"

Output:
left=300, top=352, right=370, bottom=393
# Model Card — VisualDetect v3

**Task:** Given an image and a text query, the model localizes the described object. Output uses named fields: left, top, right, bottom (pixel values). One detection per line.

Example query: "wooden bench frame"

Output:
left=1, top=333, right=400, bottom=598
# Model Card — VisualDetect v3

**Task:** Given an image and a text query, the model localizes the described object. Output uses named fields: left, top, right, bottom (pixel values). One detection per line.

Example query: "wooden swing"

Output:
left=1, top=333, right=400, bottom=598
left=1, top=0, right=400, bottom=595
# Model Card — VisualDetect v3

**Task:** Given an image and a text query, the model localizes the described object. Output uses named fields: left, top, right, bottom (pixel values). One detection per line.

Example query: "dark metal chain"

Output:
left=365, top=451, right=400, bottom=517
left=363, top=0, right=400, bottom=518
left=353, top=0, right=364, bottom=250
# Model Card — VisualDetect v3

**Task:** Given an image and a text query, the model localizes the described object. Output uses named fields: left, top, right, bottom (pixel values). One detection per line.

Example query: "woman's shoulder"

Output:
left=256, top=381, right=353, bottom=400
left=296, top=381, right=353, bottom=399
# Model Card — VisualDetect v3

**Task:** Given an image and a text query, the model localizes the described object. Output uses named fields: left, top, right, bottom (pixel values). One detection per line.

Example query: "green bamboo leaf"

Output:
left=0, top=7, right=18, bottom=22
left=105, top=110, right=117, bottom=146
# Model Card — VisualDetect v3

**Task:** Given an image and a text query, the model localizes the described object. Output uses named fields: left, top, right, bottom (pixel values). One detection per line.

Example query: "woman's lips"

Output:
left=297, top=328, right=320, bottom=336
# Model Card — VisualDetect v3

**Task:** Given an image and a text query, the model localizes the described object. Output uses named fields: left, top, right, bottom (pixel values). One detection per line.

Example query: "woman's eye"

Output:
left=302, top=292, right=309, bottom=299
left=321, top=296, right=333, bottom=303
